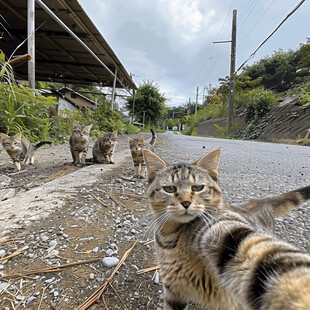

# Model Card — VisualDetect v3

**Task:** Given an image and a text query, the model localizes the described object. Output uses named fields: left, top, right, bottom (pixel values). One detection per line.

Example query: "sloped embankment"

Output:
left=197, top=96, right=310, bottom=142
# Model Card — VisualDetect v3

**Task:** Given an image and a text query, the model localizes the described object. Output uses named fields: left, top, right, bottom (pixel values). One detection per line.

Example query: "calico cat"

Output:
left=143, top=148, right=310, bottom=310
left=128, top=128, right=156, bottom=178
left=1, top=133, right=51, bottom=171
left=92, top=130, right=118, bottom=164
left=69, top=120, right=93, bottom=166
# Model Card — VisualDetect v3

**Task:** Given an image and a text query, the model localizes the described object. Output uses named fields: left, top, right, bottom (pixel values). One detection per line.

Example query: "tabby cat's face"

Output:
left=144, top=149, right=224, bottom=223
left=101, top=131, right=117, bottom=145
left=71, top=121, right=92, bottom=139
left=1, top=133, right=22, bottom=151
left=129, top=136, right=145, bottom=152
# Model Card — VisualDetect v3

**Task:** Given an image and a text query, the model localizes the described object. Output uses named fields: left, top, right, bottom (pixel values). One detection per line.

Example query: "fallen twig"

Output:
left=0, top=251, right=22, bottom=262
left=0, top=238, right=22, bottom=244
left=89, top=192, right=108, bottom=208
left=110, top=283, right=128, bottom=310
left=77, top=240, right=138, bottom=310
left=0, top=258, right=101, bottom=281
left=108, top=191, right=148, bottom=199
left=137, top=265, right=159, bottom=275
left=108, top=193, right=131, bottom=212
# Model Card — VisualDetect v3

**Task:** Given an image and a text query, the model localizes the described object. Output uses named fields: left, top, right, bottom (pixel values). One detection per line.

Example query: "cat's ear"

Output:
left=101, top=131, right=107, bottom=136
left=73, top=120, right=79, bottom=127
left=13, top=133, right=22, bottom=140
left=128, top=137, right=134, bottom=143
left=143, top=150, right=168, bottom=182
left=138, top=136, right=144, bottom=142
left=113, top=130, right=118, bottom=137
left=194, top=148, right=221, bottom=181
left=85, top=124, right=93, bottom=133
left=1, top=133, right=9, bottom=140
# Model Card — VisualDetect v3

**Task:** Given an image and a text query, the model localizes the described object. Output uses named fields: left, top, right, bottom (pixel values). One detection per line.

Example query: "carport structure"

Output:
left=0, top=0, right=137, bottom=103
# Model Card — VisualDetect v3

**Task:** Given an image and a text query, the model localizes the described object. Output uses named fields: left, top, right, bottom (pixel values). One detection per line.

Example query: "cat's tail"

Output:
left=34, top=141, right=52, bottom=150
left=150, top=128, right=157, bottom=146
left=243, top=185, right=310, bottom=216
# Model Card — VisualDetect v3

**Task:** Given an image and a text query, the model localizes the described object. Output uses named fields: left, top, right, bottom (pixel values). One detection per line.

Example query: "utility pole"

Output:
left=27, top=0, right=35, bottom=89
left=132, top=90, right=135, bottom=123
left=213, top=9, right=237, bottom=133
left=202, top=86, right=206, bottom=106
left=195, top=86, right=199, bottom=115
left=187, top=98, right=191, bottom=115
left=228, top=9, right=237, bottom=134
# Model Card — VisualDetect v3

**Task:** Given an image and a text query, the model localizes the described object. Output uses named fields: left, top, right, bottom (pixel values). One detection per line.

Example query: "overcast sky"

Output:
left=79, top=0, right=310, bottom=107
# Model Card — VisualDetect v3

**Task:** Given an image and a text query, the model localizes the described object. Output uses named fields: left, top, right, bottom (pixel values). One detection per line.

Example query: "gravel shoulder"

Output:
left=0, top=132, right=309, bottom=310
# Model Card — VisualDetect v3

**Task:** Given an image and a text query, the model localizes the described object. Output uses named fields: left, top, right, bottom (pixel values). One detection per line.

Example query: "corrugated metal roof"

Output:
left=0, top=0, right=137, bottom=91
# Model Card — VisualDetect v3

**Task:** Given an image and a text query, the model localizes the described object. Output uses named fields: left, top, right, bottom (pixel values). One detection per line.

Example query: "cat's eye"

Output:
left=191, top=185, right=204, bottom=192
left=163, top=186, right=177, bottom=193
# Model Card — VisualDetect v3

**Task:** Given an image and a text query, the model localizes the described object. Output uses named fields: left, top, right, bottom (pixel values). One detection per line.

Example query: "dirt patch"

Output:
left=0, top=133, right=183, bottom=310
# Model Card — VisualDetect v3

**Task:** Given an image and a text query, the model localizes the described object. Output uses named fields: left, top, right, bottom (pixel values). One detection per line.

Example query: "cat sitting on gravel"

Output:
left=1, top=132, right=51, bottom=171
left=128, top=128, right=156, bottom=178
left=69, top=120, right=93, bottom=166
left=92, top=130, right=118, bottom=164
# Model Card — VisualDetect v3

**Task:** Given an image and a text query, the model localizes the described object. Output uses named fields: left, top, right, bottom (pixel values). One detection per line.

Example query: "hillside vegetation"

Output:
left=181, top=40, right=310, bottom=141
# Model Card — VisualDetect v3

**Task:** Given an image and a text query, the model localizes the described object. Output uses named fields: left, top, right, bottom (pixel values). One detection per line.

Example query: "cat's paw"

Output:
left=109, top=161, right=115, bottom=164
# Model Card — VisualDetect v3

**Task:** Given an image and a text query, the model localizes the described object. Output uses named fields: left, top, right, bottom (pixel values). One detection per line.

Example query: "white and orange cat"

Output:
left=143, top=148, right=310, bottom=310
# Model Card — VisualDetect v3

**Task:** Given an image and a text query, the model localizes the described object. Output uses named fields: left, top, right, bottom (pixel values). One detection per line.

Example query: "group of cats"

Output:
left=2, top=122, right=310, bottom=310
left=0, top=120, right=157, bottom=177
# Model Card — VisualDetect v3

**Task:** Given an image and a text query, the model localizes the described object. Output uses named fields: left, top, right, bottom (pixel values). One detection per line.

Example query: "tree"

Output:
left=126, top=81, right=167, bottom=125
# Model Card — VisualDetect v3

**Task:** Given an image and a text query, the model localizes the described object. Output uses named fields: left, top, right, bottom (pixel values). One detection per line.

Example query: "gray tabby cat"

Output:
left=128, top=128, right=156, bottom=178
left=1, top=132, right=51, bottom=171
left=69, top=120, right=93, bottom=166
left=92, top=130, right=118, bottom=164
left=143, top=148, right=310, bottom=310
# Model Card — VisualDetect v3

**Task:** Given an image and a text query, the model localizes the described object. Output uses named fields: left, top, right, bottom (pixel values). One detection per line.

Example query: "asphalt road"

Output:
left=157, top=131, right=310, bottom=251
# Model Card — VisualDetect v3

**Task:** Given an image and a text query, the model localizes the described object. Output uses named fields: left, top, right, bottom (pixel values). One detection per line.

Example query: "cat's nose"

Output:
left=181, top=201, right=191, bottom=209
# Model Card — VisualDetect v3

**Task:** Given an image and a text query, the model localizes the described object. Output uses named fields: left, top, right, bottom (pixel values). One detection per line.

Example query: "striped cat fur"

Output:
left=143, top=148, right=310, bottom=310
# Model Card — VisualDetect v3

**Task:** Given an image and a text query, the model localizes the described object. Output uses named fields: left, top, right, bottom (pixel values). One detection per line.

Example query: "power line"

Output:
left=238, top=0, right=278, bottom=49
left=235, top=0, right=306, bottom=74
left=194, top=0, right=236, bottom=88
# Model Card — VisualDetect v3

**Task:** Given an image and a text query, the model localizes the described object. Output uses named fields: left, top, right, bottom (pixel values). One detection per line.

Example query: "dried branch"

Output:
left=0, top=251, right=22, bottom=262
left=108, top=193, right=131, bottom=212
left=108, top=191, right=148, bottom=199
left=77, top=240, right=138, bottom=310
left=0, top=238, right=22, bottom=244
left=0, top=258, right=101, bottom=281
left=136, top=265, right=159, bottom=275
left=89, top=192, right=108, bottom=208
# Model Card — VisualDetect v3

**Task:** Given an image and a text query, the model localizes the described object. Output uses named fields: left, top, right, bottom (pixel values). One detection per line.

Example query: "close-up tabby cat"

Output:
left=128, top=128, right=156, bottom=178
left=92, top=130, right=118, bottom=164
left=143, top=148, right=310, bottom=310
left=69, top=120, right=93, bottom=166
left=1, top=132, right=51, bottom=171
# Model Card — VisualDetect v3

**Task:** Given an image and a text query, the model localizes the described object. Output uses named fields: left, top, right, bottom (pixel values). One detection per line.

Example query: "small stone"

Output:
left=0, top=250, right=6, bottom=258
left=0, top=281, right=8, bottom=293
left=49, top=240, right=57, bottom=247
left=54, top=291, right=59, bottom=297
left=92, top=247, right=99, bottom=253
left=41, top=235, right=49, bottom=242
left=0, top=264, right=5, bottom=270
left=62, top=234, right=69, bottom=239
left=101, top=257, right=119, bottom=268
left=26, top=296, right=36, bottom=304
left=105, top=249, right=114, bottom=256
left=89, top=273, right=95, bottom=280
left=154, top=270, right=160, bottom=284
left=80, top=281, right=87, bottom=288
left=45, top=277, right=55, bottom=284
